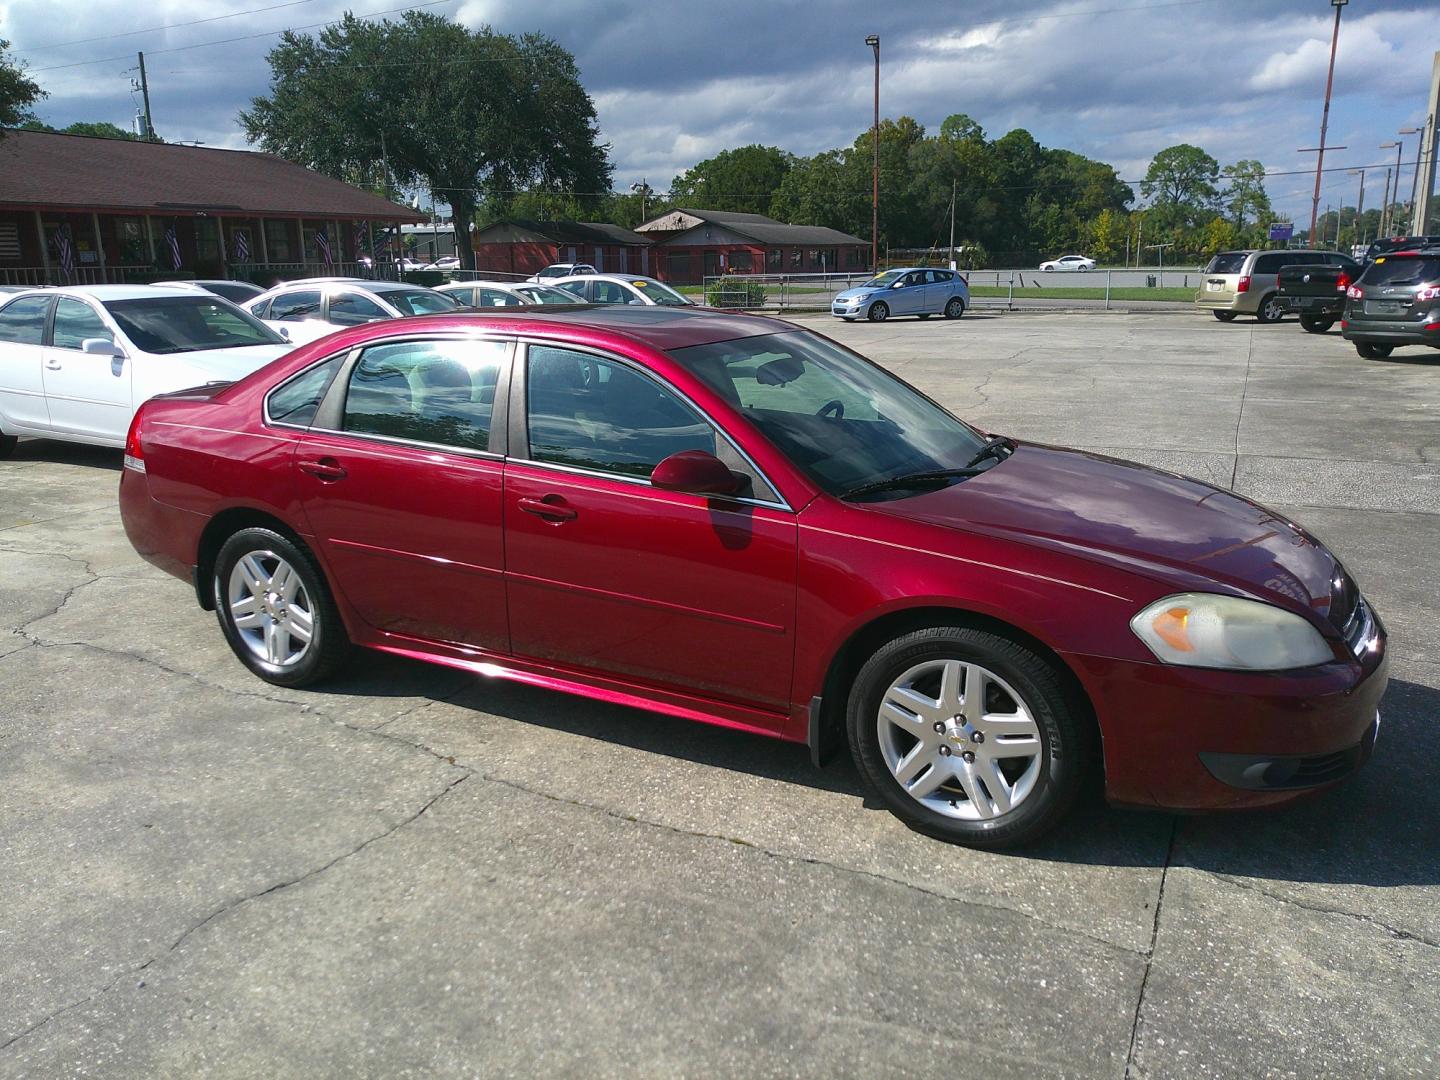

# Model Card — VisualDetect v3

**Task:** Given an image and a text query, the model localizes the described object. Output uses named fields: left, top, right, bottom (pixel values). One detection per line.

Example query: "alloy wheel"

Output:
left=226, top=549, right=315, bottom=668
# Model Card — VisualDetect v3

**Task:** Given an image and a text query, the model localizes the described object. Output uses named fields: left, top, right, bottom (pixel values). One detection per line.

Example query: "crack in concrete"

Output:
left=0, top=770, right=471, bottom=1056
left=1230, top=330, right=1255, bottom=490
left=1198, top=870, right=1440, bottom=951
left=0, top=504, right=118, bottom=536
left=474, top=769, right=1148, bottom=959
left=1123, top=816, right=1178, bottom=1080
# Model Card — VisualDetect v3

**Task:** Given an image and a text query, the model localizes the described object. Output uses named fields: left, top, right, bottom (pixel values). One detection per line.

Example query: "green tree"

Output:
left=0, top=39, right=44, bottom=137
left=241, top=12, right=611, bottom=270
left=1142, top=144, right=1220, bottom=232
left=23, top=119, right=145, bottom=140
left=1221, top=159, right=1272, bottom=234
left=669, top=145, right=793, bottom=216
left=1088, top=208, right=1125, bottom=263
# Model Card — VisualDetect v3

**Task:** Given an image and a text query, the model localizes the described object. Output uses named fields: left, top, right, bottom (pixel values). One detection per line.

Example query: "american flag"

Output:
left=353, top=220, right=367, bottom=255
left=314, top=227, right=332, bottom=267
left=53, top=224, right=75, bottom=280
left=233, top=229, right=250, bottom=263
left=164, top=224, right=182, bottom=270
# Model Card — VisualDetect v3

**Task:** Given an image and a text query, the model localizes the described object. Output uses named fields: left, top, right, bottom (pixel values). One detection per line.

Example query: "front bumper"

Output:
left=831, top=297, right=865, bottom=318
left=1064, top=627, right=1389, bottom=811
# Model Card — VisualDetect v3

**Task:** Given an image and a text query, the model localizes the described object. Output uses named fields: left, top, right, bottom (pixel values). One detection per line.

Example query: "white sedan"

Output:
left=0, top=285, right=293, bottom=455
left=435, top=280, right=587, bottom=307
left=245, top=279, right=462, bottom=345
left=1039, top=255, right=1097, bottom=271
left=549, top=273, right=693, bottom=306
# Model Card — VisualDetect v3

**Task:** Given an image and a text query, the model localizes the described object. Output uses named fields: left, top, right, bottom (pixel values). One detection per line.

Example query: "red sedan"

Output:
left=119, top=308, right=1387, bottom=847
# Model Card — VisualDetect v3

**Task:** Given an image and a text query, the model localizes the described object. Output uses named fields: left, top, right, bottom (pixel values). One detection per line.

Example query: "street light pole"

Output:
left=1378, top=160, right=1395, bottom=237
left=1308, top=0, right=1348, bottom=241
left=1401, top=125, right=1424, bottom=222
left=1348, top=168, right=1366, bottom=248
left=866, top=34, right=880, bottom=273
left=1380, top=141, right=1404, bottom=235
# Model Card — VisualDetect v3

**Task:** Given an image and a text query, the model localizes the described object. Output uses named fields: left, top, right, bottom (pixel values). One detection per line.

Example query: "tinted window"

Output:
left=476, top=288, right=521, bottom=308
left=267, top=355, right=344, bottom=427
left=203, top=282, right=264, bottom=304
left=328, top=292, right=389, bottom=326
left=269, top=291, right=323, bottom=321
left=627, top=279, right=690, bottom=306
left=592, top=281, right=631, bottom=305
left=557, top=281, right=588, bottom=299
left=342, top=339, right=504, bottom=451
left=443, top=287, right=476, bottom=306
left=103, top=298, right=284, bottom=354
left=514, top=285, right=584, bottom=305
left=52, top=298, right=114, bottom=350
left=1254, top=252, right=1316, bottom=274
left=1205, top=252, right=1249, bottom=275
left=0, top=296, right=51, bottom=344
left=383, top=290, right=459, bottom=316
left=1360, top=257, right=1440, bottom=287
left=526, top=347, right=716, bottom=478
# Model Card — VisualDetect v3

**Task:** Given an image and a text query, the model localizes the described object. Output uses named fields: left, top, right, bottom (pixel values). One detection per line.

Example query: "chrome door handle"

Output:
left=298, top=458, right=348, bottom=482
left=45, top=359, right=61, bottom=370
left=517, top=495, right=577, bottom=521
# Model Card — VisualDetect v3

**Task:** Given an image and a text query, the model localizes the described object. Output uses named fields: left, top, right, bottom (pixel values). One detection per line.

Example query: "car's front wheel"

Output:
left=847, top=625, right=1093, bottom=848
left=213, top=527, right=352, bottom=687
left=1300, top=315, right=1334, bottom=334
left=944, top=297, right=965, bottom=319
left=867, top=301, right=889, bottom=322
left=1212, top=310, right=1238, bottom=322
left=1355, top=342, right=1394, bottom=359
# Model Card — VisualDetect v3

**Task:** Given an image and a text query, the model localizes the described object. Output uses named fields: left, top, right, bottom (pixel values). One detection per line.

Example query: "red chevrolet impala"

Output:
left=118, top=308, right=1387, bottom=847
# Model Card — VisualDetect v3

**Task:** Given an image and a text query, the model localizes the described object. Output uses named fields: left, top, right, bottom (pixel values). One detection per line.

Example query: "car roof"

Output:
left=4, top=284, right=207, bottom=301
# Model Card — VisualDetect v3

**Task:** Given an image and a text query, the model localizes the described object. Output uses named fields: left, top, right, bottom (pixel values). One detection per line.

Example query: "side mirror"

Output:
left=892, top=280, right=908, bottom=289
left=81, top=337, right=122, bottom=357
left=650, top=450, right=742, bottom=496
left=278, top=326, right=291, bottom=341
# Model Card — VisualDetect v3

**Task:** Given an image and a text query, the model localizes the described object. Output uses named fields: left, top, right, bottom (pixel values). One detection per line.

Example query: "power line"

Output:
left=27, top=0, right=457, bottom=73
left=18, top=0, right=321, bottom=53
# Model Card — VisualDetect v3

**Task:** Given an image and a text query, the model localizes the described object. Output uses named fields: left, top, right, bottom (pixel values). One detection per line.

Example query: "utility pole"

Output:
left=1413, top=52, right=1440, bottom=233
left=1402, top=124, right=1425, bottom=223
left=1307, top=0, right=1347, bottom=241
left=1379, top=163, right=1394, bottom=237
left=136, top=52, right=155, bottom=141
left=1380, top=141, right=1404, bottom=235
left=948, top=178, right=956, bottom=270
left=1348, top=168, right=1366, bottom=248
left=866, top=35, right=880, bottom=272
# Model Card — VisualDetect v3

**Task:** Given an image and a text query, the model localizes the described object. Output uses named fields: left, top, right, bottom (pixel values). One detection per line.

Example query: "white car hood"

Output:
left=164, top=343, right=294, bottom=383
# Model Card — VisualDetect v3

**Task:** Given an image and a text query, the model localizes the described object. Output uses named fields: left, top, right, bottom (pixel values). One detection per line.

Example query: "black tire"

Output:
left=1212, top=310, right=1238, bottom=322
left=1355, top=342, right=1394, bottom=359
left=1255, top=293, right=1285, bottom=323
left=944, top=296, right=965, bottom=319
left=846, top=625, right=1094, bottom=849
left=213, top=527, right=352, bottom=687
left=867, top=301, right=889, bottom=322
left=0, top=432, right=16, bottom=460
left=1300, top=315, right=1335, bottom=334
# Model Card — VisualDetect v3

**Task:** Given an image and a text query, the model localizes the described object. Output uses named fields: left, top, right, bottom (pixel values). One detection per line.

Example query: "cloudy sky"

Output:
left=2, top=0, right=1436, bottom=218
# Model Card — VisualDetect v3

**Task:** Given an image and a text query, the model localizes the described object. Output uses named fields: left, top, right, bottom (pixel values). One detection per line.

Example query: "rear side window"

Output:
left=328, top=292, right=389, bottom=326
left=1205, top=252, right=1248, bottom=274
left=52, top=298, right=114, bottom=350
left=1361, top=257, right=1440, bottom=287
left=342, top=339, right=504, bottom=451
left=267, top=355, right=344, bottom=428
left=476, top=288, right=521, bottom=307
left=0, top=296, right=51, bottom=344
left=1254, top=252, right=1318, bottom=274
left=270, top=291, right=322, bottom=321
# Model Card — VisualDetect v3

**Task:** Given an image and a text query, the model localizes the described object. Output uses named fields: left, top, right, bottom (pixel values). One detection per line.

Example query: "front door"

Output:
left=504, top=344, right=798, bottom=714
left=890, top=271, right=927, bottom=315
left=295, top=335, right=511, bottom=650
left=41, top=296, right=130, bottom=441
left=704, top=250, right=721, bottom=278
left=0, top=294, right=54, bottom=432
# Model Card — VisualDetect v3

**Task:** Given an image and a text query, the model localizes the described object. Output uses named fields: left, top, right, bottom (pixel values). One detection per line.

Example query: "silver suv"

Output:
left=1196, top=249, right=1351, bottom=323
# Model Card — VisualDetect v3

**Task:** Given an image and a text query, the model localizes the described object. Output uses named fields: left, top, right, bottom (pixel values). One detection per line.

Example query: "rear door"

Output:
left=0, top=295, right=54, bottom=432
left=41, top=297, right=130, bottom=441
left=294, top=335, right=512, bottom=650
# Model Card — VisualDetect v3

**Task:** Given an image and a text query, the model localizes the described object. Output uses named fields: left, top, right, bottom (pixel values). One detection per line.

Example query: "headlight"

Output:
left=1130, top=593, right=1333, bottom=671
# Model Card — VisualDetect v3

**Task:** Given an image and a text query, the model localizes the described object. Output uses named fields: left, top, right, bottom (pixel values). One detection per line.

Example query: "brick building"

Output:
left=634, top=208, right=870, bottom=283
left=470, top=220, right=652, bottom=277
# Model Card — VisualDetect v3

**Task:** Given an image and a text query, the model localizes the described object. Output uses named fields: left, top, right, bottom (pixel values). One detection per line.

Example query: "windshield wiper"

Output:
left=839, top=468, right=983, bottom=501
left=964, top=435, right=1015, bottom=469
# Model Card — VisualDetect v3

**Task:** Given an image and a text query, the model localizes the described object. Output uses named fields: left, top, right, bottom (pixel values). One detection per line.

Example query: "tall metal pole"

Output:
left=866, top=35, right=879, bottom=272
left=948, top=178, right=956, bottom=270
left=1403, top=124, right=1426, bottom=221
left=1413, top=52, right=1440, bottom=234
left=137, top=52, right=155, bottom=141
left=1379, top=163, right=1394, bottom=237
left=1349, top=169, right=1365, bottom=248
left=1308, top=0, right=1347, bottom=241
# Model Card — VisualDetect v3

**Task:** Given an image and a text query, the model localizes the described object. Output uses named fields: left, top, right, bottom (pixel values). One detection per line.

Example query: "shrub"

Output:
left=704, top=280, right=768, bottom=309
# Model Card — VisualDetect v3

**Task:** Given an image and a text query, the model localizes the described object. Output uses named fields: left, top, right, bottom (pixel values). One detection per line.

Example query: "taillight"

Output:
left=1236, top=275, right=1250, bottom=293
left=123, top=407, right=146, bottom=473
left=1335, top=272, right=1350, bottom=292
left=1347, top=284, right=1362, bottom=300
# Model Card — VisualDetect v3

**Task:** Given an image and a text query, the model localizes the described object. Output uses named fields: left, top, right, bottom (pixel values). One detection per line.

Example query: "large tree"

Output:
left=22, top=119, right=145, bottom=140
left=241, top=12, right=611, bottom=270
left=1221, top=159, right=1272, bottom=234
left=0, top=39, right=44, bottom=137
left=669, top=145, right=793, bottom=216
left=1141, top=143, right=1220, bottom=232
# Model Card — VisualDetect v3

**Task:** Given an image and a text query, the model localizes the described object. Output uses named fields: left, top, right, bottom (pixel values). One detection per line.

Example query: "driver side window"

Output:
left=52, top=299, right=114, bottom=350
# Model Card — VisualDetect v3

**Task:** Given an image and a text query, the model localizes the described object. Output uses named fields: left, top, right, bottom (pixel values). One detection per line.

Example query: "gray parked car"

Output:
left=831, top=268, right=969, bottom=322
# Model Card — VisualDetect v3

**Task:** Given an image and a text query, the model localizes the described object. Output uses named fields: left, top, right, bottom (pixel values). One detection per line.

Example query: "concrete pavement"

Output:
left=2, top=309, right=1437, bottom=1077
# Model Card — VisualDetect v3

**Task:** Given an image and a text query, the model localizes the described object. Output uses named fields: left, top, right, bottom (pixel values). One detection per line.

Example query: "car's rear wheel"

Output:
left=213, top=527, right=351, bottom=687
left=1256, top=293, right=1285, bottom=323
left=867, top=301, right=889, bottom=322
left=1212, top=310, right=1237, bottom=322
left=944, top=296, right=965, bottom=319
left=1355, top=342, right=1394, bottom=359
left=1300, top=315, right=1334, bottom=334
left=847, top=625, right=1092, bottom=848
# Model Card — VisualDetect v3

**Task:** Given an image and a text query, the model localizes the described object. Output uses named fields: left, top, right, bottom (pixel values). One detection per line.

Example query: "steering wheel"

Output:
left=817, top=399, right=845, bottom=420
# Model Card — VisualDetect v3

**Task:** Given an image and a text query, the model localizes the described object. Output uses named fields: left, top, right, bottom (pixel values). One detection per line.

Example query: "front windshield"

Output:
left=515, top=284, right=585, bottom=305
left=103, top=297, right=284, bottom=354
left=629, top=279, right=691, bottom=306
left=860, top=271, right=905, bottom=289
left=673, top=330, right=988, bottom=496
left=384, top=289, right=461, bottom=316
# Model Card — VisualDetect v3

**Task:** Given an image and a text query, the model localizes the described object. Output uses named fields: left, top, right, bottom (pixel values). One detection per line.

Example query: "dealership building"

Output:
left=0, top=129, right=423, bottom=287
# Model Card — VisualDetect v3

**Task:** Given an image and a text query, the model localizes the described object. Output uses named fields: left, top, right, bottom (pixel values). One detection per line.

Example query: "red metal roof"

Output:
left=0, top=129, right=424, bottom=221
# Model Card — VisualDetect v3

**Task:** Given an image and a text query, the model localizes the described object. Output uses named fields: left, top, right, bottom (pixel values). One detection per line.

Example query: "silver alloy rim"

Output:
left=876, top=658, right=1043, bottom=821
left=226, top=549, right=315, bottom=667
left=871, top=303, right=888, bottom=321
left=946, top=298, right=963, bottom=317
left=1264, top=297, right=1284, bottom=320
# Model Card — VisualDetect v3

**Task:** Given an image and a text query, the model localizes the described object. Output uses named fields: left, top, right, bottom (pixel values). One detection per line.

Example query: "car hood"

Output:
left=163, top=343, right=295, bottom=382
left=834, top=287, right=880, bottom=301
left=872, top=443, right=1344, bottom=619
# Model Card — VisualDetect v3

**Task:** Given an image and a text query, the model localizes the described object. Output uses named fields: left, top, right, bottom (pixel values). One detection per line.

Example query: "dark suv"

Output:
left=1341, top=247, right=1440, bottom=358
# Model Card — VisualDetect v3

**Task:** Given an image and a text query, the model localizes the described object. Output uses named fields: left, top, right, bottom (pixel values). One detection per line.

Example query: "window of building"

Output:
left=767, top=249, right=782, bottom=270
left=790, top=249, right=803, bottom=268
left=730, top=250, right=754, bottom=273
left=526, top=346, right=716, bottom=478
left=265, top=220, right=294, bottom=262
left=0, top=222, right=19, bottom=263
left=343, top=339, right=504, bottom=451
left=667, top=252, right=691, bottom=280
